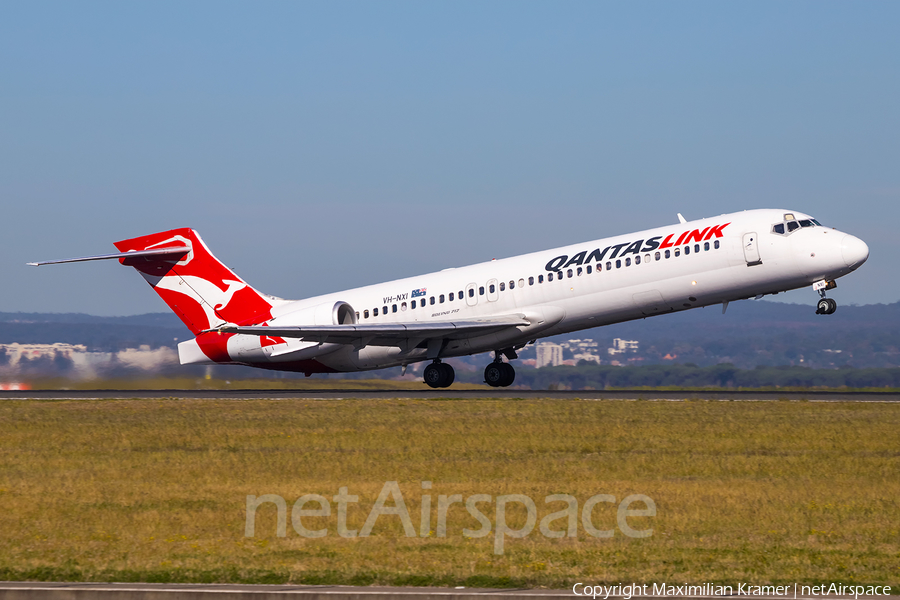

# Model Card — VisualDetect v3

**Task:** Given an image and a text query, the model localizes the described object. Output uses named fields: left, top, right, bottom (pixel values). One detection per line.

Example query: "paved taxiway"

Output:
left=1, top=389, right=898, bottom=401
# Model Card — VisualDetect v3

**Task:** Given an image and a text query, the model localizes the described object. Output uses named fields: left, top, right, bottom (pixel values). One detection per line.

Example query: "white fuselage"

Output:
left=179, top=209, right=868, bottom=373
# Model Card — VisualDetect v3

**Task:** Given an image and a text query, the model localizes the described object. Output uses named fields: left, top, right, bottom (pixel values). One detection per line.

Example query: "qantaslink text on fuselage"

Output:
left=545, top=223, right=730, bottom=272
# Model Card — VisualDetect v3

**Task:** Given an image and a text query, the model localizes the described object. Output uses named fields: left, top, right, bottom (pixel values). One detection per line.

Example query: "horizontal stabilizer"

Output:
left=27, top=246, right=190, bottom=266
left=209, top=315, right=529, bottom=346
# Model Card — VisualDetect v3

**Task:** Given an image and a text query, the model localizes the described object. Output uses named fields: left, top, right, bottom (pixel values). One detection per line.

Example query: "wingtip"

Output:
left=26, top=262, right=40, bottom=266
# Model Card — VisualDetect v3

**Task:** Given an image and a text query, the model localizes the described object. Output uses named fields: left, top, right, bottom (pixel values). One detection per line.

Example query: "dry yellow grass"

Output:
left=0, top=397, right=897, bottom=588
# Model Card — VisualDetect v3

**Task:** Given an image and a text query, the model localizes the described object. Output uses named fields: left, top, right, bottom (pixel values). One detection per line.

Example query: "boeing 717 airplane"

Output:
left=30, top=209, right=868, bottom=388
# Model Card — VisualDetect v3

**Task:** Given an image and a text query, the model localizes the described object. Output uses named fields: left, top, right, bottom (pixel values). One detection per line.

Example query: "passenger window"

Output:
left=509, top=280, right=515, bottom=290
left=393, top=304, right=398, bottom=313
left=439, top=294, right=445, bottom=303
left=788, top=221, right=799, bottom=232
left=479, top=286, right=485, bottom=295
left=430, top=297, right=435, bottom=305
left=401, top=302, right=407, bottom=311
left=449, top=292, right=454, bottom=301
left=373, top=308, right=379, bottom=316
left=597, top=263, right=602, bottom=272
left=500, top=282, right=506, bottom=291
left=685, top=246, right=690, bottom=255
left=458, top=290, right=463, bottom=298
left=538, top=274, right=544, bottom=283
left=518, top=278, right=524, bottom=287
left=714, top=240, right=720, bottom=249
left=355, top=311, right=359, bottom=319
left=411, top=301, right=416, bottom=310
left=665, top=250, right=670, bottom=259
left=586, top=265, right=592, bottom=274
left=576, top=267, right=583, bottom=276
left=655, top=251, right=661, bottom=261
left=383, top=306, right=388, bottom=314
left=469, top=288, right=475, bottom=297
left=616, top=259, right=621, bottom=268
left=606, top=261, right=612, bottom=270
left=490, top=283, right=497, bottom=293
left=557, top=272, right=563, bottom=280
left=529, top=276, right=534, bottom=285
left=634, top=256, right=641, bottom=265
left=704, top=242, right=710, bottom=251
left=773, top=223, right=785, bottom=234
left=674, top=248, right=680, bottom=257
left=644, top=253, right=651, bottom=263
left=625, top=258, right=631, bottom=267
left=548, top=273, right=554, bottom=281
left=694, top=244, right=700, bottom=253
left=364, top=309, right=369, bottom=319
left=567, top=269, right=573, bottom=278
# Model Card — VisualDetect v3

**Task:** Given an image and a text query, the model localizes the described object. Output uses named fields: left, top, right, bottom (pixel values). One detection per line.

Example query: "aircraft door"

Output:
left=742, top=232, right=762, bottom=266
left=465, top=283, right=478, bottom=306
left=486, top=278, right=499, bottom=302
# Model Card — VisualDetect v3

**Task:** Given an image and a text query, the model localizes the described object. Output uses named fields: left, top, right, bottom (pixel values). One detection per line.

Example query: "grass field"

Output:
left=0, top=397, right=898, bottom=589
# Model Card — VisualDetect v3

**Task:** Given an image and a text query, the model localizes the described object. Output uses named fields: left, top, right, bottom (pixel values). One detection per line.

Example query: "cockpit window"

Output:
left=773, top=215, right=822, bottom=236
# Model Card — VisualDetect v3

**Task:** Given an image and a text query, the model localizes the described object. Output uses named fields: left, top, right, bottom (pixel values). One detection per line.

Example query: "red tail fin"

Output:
left=114, top=229, right=279, bottom=335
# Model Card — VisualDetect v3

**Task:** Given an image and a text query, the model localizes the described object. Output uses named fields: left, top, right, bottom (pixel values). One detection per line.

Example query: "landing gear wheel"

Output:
left=499, top=362, right=515, bottom=387
left=484, top=362, right=516, bottom=387
left=484, top=363, right=504, bottom=387
left=439, top=363, right=455, bottom=387
left=816, top=298, right=837, bottom=315
left=424, top=362, right=454, bottom=388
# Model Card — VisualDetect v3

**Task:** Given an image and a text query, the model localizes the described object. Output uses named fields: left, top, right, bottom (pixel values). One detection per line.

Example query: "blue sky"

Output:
left=2, top=2, right=898, bottom=315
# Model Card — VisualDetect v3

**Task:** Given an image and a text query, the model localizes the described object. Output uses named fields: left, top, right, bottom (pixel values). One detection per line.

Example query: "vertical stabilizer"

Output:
left=114, top=229, right=280, bottom=335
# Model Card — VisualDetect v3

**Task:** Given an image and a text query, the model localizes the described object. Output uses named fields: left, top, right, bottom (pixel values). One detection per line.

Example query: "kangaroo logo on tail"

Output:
left=114, top=228, right=283, bottom=335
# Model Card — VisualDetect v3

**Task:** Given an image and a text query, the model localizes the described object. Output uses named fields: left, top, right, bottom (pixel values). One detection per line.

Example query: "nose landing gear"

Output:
left=816, top=297, right=837, bottom=315
left=424, top=360, right=455, bottom=388
left=813, top=279, right=837, bottom=315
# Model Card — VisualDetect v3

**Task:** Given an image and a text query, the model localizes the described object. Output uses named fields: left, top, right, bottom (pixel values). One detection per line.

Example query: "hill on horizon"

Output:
left=1, top=299, right=899, bottom=368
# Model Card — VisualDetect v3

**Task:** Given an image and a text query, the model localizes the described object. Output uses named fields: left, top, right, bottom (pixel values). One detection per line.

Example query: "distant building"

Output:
left=608, top=338, right=639, bottom=355
left=558, top=338, right=602, bottom=365
left=573, top=352, right=602, bottom=365
left=0, top=343, right=87, bottom=366
left=536, top=342, right=564, bottom=368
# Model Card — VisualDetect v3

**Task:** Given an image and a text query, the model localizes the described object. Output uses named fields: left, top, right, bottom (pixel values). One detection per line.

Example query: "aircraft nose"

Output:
left=841, top=234, right=869, bottom=268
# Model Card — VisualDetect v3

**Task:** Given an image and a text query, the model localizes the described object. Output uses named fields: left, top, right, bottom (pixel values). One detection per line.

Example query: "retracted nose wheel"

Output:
left=816, top=298, right=837, bottom=315
left=424, top=361, right=455, bottom=388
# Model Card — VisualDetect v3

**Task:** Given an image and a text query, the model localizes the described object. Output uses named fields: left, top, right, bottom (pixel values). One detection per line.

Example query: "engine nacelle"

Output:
left=271, top=300, right=357, bottom=327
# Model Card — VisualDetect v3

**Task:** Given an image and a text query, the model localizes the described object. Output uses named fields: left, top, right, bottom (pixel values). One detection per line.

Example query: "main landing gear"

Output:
left=424, top=360, right=455, bottom=389
left=484, top=350, right=516, bottom=388
left=814, top=279, right=838, bottom=315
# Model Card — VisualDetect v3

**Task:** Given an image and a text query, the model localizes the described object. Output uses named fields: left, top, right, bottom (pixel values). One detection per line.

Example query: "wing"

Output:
left=212, top=314, right=530, bottom=347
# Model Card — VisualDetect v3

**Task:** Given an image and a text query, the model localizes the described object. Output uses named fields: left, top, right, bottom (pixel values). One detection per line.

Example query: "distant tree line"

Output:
left=458, top=363, right=900, bottom=390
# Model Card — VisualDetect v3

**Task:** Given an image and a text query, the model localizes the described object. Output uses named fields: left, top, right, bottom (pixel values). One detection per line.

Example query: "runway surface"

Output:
left=1, top=389, right=898, bottom=401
